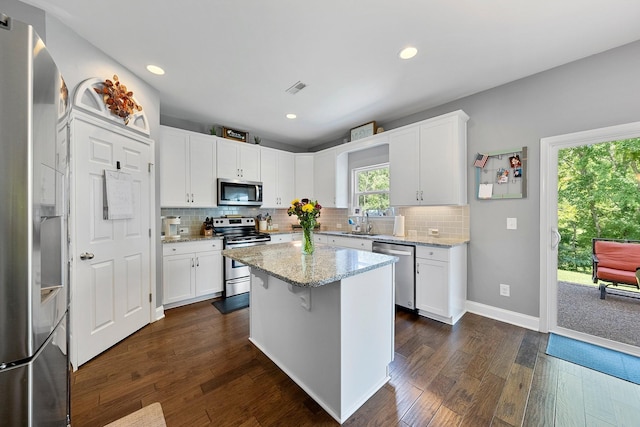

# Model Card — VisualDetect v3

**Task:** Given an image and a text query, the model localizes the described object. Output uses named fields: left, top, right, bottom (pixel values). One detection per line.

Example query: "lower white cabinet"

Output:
left=313, top=234, right=328, bottom=244
left=326, top=235, right=373, bottom=251
left=415, top=244, right=467, bottom=325
left=163, top=240, right=223, bottom=308
left=267, top=233, right=293, bottom=244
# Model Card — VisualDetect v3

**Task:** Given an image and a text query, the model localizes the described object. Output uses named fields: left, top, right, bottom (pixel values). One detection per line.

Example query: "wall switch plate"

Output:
left=179, top=227, right=188, bottom=234
left=500, top=283, right=510, bottom=297
left=429, top=228, right=439, bottom=236
left=507, top=218, right=517, bottom=230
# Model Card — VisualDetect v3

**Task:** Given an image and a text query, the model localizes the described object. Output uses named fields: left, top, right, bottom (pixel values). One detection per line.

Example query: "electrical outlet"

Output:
left=500, top=283, right=510, bottom=297
left=507, top=217, right=517, bottom=230
left=336, top=223, right=342, bottom=229
left=179, top=227, right=188, bottom=234
left=429, top=228, right=439, bottom=236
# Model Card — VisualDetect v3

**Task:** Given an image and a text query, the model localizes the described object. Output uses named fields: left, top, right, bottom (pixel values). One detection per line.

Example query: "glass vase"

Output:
left=301, top=224, right=315, bottom=255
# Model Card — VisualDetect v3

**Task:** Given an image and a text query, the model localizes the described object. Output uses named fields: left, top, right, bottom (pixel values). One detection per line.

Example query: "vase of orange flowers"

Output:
left=287, top=198, right=322, bottom=254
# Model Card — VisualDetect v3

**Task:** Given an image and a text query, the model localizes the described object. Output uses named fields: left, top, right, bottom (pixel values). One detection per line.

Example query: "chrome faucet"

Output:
left=365, top=213, right=373, bottom=234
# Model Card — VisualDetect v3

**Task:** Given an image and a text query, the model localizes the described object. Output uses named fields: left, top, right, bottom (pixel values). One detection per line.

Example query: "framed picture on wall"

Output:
left=222, top=127, right=248, bottom=143
left=350, top=121, right=376, bottom=142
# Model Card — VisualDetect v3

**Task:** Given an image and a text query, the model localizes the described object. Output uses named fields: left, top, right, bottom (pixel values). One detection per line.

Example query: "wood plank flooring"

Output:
left=70, top=300, right=640, bottom=426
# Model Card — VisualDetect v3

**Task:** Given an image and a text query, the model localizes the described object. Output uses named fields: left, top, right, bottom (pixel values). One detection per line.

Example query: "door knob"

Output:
left=80, top=252, right=95, bottom=260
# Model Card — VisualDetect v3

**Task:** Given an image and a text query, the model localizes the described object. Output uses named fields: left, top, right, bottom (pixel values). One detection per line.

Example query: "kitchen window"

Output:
left=352, top=163, right=391, bottom=216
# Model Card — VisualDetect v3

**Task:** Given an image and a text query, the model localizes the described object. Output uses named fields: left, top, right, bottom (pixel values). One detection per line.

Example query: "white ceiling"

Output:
left=23, top=0, right=640, bottom=149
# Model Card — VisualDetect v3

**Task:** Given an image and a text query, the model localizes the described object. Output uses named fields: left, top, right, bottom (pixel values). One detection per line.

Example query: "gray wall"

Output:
left=160, top=113, right=305, bottom=153
left=386, top=40, right=640, bottom=317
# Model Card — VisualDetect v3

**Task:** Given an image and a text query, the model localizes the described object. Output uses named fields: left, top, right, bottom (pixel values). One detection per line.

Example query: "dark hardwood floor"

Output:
left=71, top=299, right=640, bottom=426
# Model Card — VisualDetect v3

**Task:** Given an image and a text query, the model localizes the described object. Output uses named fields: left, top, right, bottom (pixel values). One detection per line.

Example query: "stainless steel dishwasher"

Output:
left=372, top=242, right=416, bottom=310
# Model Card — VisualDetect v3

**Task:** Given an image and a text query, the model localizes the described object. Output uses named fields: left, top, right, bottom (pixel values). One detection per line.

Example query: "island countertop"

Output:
left=222, top=242, right=398, bottom=288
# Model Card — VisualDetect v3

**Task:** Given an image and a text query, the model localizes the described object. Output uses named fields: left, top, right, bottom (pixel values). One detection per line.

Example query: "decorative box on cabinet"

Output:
left=162, top=240, right=223, bottom=308
left=389, top=110, right=469, bottom=206
left=217, top=138, right=261, bottom=181
left=415, top=244, right=467, bottom=325
left=160, top=126, right=217, bottom=207
left=261, top=147, right=295, bottom=207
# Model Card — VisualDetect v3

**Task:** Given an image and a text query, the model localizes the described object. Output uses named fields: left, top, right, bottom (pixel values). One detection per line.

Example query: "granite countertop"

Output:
left=316, top=231, right=469, bottom=247
left=162, top=235, right=223, bottom=244
left=222, top=242, right=398, bottom=288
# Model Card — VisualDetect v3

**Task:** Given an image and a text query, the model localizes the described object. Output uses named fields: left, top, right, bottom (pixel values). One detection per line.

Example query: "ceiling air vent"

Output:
left=285, top=81, right=307, bottom=95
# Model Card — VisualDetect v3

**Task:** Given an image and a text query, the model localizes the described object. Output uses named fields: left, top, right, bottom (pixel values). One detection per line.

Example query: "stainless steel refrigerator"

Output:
left=0, top=13, right=71, bottom=427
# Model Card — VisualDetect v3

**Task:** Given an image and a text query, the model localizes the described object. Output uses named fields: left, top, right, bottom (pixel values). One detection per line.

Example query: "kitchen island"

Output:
left=222, top=242, right=398, bottom=423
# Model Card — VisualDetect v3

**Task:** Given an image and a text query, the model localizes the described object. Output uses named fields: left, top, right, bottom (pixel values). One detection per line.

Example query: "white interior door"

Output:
left=71, top=116, right=152, bottom=368
left=540, top=120, right=640, bottom=356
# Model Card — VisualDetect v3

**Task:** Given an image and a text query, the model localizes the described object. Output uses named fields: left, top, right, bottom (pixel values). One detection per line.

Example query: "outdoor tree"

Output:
left=557, top=138, right=640, bottom=272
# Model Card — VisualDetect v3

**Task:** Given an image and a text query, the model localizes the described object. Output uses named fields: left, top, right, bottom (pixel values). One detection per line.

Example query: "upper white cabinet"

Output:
left=313, top=148, right=348, bottom=208
left=217, top=139, right=261, bottom=181
left=160, top=126, right=217, bottom=207
left=389, top=110, right=469, bottom=206
left=294, top=154, right=314, bottom=199
left=261, top=147, right=295, bottom=208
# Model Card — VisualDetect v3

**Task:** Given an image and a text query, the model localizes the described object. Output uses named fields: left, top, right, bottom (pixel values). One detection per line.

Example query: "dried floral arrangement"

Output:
left=94, top=75, right=142, bottom=124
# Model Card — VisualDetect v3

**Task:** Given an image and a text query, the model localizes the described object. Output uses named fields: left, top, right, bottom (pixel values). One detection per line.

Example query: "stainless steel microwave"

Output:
left=217, top=178, right=263, bottom=206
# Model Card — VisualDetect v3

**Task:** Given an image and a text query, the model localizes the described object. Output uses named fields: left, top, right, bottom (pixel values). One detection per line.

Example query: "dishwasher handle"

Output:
left=374, top=248, right=413, bottom=257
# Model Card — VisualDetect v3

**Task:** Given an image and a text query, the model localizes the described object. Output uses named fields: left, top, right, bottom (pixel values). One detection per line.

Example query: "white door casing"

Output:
left=539, top=119, right=640, bottom=356
left=70, top=113, right=154, bottom=369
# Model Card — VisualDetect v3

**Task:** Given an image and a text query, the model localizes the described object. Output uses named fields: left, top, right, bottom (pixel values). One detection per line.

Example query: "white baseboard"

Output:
left=154, top=305, right=165, bottom=321
left=466, top=300, right=540, bottom=331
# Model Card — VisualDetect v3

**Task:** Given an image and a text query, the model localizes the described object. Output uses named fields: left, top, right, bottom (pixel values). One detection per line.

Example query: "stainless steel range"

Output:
left=215, top=217, right=270, bottom=297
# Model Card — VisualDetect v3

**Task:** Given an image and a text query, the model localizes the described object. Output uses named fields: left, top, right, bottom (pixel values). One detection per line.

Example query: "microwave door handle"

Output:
left=256, top=185, right=260, bottom=201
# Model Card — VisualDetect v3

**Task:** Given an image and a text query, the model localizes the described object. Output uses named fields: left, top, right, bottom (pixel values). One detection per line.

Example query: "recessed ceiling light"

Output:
left=146, top=65, right=165, bottom=75
left=286, top=113, right=297, bottom=119
left=398, top=47, right=418, bottom=60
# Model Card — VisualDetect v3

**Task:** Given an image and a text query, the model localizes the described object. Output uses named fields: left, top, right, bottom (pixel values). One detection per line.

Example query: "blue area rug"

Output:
left=546, top=333, right=640, bottom=385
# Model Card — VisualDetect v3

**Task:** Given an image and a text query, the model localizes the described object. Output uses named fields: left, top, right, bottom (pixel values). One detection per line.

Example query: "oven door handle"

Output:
left=227, top=238, right=270, bottom=245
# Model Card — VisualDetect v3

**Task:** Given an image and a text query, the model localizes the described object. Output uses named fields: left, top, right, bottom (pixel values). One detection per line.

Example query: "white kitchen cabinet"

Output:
left=389, top=110, right=469, bottom=206
left=160, top=126, right=217, bottom=207
left=267, top=233, right=294, bottom=244
left=313, top=234, right=328, bottom=244
left=313, top=148, right=348, bottom=208
left=294, top=154, right=314, bottom=199
left=415, top=244, right=467, bottom=325
left=261, top=147, right=295, bottom=207
left=217, top=138, right=261, bottom=181
left=162, top=240, right=223, bottom=308
left=326, top=235, right=373, bottom=251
